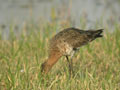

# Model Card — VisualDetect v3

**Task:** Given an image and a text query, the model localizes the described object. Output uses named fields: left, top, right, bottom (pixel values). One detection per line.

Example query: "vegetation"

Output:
left=0, top=20, right=120, bottom=90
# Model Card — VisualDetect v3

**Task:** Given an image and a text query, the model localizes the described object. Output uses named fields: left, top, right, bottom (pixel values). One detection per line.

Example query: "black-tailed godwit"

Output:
left=41, top=27, right=103, bottom=75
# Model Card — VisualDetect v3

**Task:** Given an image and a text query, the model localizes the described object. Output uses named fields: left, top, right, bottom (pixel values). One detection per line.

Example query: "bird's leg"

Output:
left=66, top=56, right=73, bottom=77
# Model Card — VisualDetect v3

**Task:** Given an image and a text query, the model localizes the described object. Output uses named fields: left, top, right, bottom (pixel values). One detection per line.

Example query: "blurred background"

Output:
left=0, top=0, right=120, bottom=40
left=0, top=0, right=120, bottom=89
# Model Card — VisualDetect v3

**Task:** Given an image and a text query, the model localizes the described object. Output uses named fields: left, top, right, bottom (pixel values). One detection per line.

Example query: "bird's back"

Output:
left=49, top=27, right=103, bottom=56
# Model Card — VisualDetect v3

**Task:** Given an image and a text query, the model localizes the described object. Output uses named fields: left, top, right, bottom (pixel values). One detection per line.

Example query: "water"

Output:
left=0, top=0, right=120, bottom=39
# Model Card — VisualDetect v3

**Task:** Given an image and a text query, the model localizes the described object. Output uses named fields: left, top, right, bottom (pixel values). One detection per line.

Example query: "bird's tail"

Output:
left=93, top=29, right=103, bottom=38
left=86, top=29, right=103, bottom=41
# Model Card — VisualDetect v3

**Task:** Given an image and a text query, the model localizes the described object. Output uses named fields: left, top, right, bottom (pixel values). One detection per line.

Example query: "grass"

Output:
left=0, top=21, right=120, bottom=90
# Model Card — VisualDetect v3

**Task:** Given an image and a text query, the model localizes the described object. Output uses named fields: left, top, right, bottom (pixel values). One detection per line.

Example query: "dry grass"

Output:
left=0, top=22, right=120, bottom=90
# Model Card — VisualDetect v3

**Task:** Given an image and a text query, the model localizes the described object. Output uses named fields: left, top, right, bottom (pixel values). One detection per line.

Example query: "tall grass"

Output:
left=0, top=21, right=120, bottom=90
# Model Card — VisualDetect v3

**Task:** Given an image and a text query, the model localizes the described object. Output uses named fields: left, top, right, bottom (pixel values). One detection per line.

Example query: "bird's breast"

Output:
left=57, top=41, right=74, bottom=56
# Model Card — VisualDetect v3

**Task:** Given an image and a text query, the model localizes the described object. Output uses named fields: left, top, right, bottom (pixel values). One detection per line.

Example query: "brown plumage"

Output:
left=41, top=27, right=103, bottom=74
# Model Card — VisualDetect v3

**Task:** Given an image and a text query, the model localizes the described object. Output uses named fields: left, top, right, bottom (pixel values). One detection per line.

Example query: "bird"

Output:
left=41, top=27, right=103, bottom=75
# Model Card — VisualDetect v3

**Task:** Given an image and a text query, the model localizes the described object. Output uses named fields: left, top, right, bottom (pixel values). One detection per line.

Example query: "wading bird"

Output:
left=41, top=27, right=103, bottom=75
